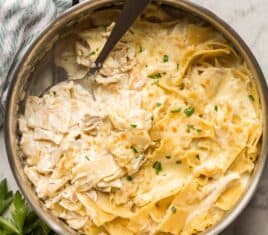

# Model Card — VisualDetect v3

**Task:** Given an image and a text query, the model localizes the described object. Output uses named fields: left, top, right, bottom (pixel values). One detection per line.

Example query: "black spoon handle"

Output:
left=72, top=0, right=79, bottom=6
left=94, top=0, right=151, bottom=69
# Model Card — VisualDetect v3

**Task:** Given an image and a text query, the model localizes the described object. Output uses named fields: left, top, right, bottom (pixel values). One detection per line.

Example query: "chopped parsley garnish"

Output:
left=139, top=45, right=143, bottom=53
left=163, top=54, right=169, bottom=62
left=130, top=124, right=137, bottom=128
left=184, top=107, right=195, bottom=117
left=214, top=105, right=218, bottom=111
left=186, top=124, right=194, bottom=133
left=171, top=206, right=177, bottom=214
left=165, top=156, right=171, bottom=159
left=185, top=124, right=202, bottom=133
left=177, top=63, right=180, bottom=70
left=156, top=102, right=162, bottom=107
left=153, top=161, right=162, bottom=175
left=249, top=95, right=255, bottom=101
left=148, top=73, right=162, bottom=79
left=126, top=175, right=133, bottom=181
left=89, top=51, right=96, bottom=56
left=130, top=145, right=138, bottom=153
left=179, top=83, right=184, bottom=90
left=176, top=160, right=182, bottom=164
left=170, top=108, right=181, bottom=113
left=196, top=154, right=200, bottom=160
left=85, top=156, right=90, bottom=161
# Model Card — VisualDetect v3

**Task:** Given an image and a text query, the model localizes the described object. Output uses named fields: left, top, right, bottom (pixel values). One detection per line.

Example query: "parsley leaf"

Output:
left=152, top=161, right=162, bottom=175
left=89, top=51, right=95, bottom=56
left=171, top=206, right=177, bottom=214
left=12, top=191, right=28, bottom=234
left=186, top=124, right=194, bottom=133
left=184, top=107, right=195, bottom=117
left=23, top=211, right=55, bottom=235
left=126, top=175, right=133, bottom=181
left=163, top=54, right=169, bottom=62
left=130, top=145, right=138, bottom=153
left=148, top=73, right=162, bottom=79
left=0, top=217, right=18, bottom=234
left=249, top=95, right=255, bottom=101
left=0, top=179, right=13, bottom=215
left=0, top=179, right=56, bottom=235
left=170, top=108, right=181, bottom=113
left=23, top=211, right=38, bottom=234
left=130, top=124, right=137, bottom=128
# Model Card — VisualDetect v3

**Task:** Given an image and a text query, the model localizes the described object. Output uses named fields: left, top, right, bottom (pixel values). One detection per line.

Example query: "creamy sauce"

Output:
left=19, top=5, right=262, bottom=235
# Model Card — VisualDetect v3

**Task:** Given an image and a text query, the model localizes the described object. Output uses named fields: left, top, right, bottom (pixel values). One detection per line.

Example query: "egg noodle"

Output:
left=19, top=5, right=262, bottom=235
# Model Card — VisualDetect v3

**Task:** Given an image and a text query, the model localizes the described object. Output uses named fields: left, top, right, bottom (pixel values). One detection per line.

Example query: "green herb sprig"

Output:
left=152, top=161, right=162, bottom=175
left=130, top=145, right=138, bottom=153
left=184, top=107, right=195, bottom=117
left=148, top=73, right=162, bottom=79
left=0, top=179, right=56, bottom=235
left=170, top=108, right=181, bottom=114
left=163, top=55, right=169, bottom=63
left=249, top=95, right=255, bottom=102
left=171, top=206, right=177, bottom=214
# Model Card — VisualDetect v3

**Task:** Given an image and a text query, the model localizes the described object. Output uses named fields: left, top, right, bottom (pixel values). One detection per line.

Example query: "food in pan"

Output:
left=18, top=6, right=262, bottom=235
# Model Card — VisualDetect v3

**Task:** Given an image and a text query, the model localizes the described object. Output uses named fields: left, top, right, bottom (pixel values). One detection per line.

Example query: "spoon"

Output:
left=44, top=0, right=151, bottom=100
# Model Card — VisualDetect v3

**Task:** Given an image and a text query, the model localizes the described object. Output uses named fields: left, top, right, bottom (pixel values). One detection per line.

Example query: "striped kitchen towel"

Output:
left=0, top=0, right=84, bottom=127
left=0, top=0, right=82, bottom=104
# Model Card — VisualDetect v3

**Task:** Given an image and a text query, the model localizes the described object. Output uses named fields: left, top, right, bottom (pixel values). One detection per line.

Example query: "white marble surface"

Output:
left=1, top=0, right=268, bottom=234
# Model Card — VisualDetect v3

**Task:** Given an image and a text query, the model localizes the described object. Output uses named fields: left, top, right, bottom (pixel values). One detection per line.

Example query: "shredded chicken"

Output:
left=19, top=6, right=262, bottom=235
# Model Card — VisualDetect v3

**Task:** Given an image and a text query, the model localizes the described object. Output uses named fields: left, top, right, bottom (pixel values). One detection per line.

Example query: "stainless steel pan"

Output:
left=4, top=1, right=268, bottom=234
